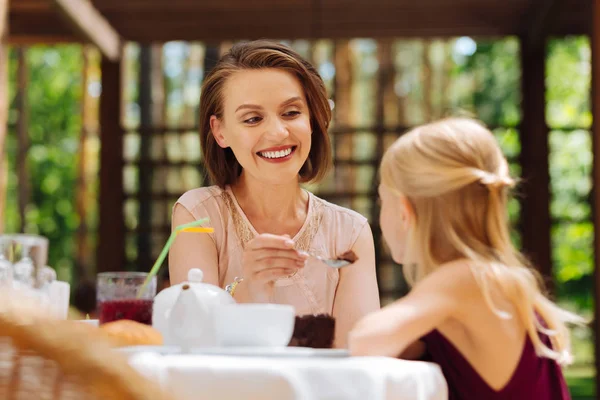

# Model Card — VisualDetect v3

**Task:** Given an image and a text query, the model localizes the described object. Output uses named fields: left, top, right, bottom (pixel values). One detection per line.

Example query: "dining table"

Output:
left=127, top=347, right=448, bottom=400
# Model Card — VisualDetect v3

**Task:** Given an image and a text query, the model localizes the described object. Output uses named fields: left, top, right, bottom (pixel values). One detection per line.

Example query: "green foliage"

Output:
left=546, top=38, right=593, bottom=310
left=460, top=38, right=522, bottom=127
left=6, top=46, right=83, bottom=282
left=546, top=37, right=592, bottom=129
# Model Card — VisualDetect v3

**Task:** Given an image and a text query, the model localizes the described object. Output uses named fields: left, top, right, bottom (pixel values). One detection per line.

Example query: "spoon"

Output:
left=308, top=250, right=358, bottom=269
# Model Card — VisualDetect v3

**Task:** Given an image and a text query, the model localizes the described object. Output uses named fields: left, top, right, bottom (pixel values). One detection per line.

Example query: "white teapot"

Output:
left=152, top=268, right=235, bottom=349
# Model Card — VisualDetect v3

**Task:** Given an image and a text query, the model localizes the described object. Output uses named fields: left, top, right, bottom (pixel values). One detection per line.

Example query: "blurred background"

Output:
left=2, top=0, right=597, bottom=398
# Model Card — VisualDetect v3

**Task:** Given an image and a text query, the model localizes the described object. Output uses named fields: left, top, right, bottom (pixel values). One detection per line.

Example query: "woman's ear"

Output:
left=210, top=115, right=228, bottom=148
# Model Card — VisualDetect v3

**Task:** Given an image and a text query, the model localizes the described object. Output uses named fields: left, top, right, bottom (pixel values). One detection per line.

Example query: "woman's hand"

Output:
left=234, top=233, right=308, bottom=302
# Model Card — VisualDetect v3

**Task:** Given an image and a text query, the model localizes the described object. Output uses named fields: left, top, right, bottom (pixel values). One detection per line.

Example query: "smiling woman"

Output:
left=168, top=40, right=380, bottom=349
left=209, top=69, right=313, bottom=184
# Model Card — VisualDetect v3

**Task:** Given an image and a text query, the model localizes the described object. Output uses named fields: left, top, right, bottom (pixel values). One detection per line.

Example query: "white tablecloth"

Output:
left=129, top=352, right=447, bottom=400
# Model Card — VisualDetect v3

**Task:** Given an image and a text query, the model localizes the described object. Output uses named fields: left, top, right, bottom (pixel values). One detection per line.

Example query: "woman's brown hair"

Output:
left=199, top=40, right=332, bottom=187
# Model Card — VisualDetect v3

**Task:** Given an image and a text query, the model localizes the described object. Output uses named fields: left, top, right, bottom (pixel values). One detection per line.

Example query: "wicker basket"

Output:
left=0, top=291, right=173, bottom=400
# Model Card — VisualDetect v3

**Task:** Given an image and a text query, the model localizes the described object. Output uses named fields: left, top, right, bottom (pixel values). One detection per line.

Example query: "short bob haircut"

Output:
left=199, top=40, right=333, bottom=188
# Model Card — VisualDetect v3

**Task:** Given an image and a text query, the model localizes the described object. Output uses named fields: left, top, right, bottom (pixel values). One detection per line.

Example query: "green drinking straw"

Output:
left=137, top=217, right=211, bottom=298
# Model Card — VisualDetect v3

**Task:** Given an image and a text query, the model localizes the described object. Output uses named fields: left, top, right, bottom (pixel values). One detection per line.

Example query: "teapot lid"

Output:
left=188, top=268, right=204, bottom=283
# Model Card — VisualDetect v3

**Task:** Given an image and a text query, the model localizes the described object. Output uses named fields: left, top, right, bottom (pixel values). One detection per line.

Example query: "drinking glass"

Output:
left=96, top=272, right=156, bottom=325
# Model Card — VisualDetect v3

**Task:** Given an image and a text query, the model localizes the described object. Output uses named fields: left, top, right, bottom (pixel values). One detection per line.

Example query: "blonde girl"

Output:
left=349, top=117, right=582, bottom=399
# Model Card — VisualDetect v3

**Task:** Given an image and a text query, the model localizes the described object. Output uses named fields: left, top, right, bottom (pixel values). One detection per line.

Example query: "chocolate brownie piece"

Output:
left=288, top=314, right=335, bottom=349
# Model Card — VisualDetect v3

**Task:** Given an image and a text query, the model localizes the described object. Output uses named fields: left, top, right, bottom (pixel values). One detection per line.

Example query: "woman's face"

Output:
left=210, top=68, right=312, bottom=185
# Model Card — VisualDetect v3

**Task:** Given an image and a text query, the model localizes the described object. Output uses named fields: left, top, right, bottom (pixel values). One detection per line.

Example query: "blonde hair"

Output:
left=380, top=117, right=582, bottom=364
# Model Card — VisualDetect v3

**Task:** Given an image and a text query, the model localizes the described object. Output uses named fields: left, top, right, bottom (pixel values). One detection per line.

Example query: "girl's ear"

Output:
left=400, top=195, right=415, bottom=225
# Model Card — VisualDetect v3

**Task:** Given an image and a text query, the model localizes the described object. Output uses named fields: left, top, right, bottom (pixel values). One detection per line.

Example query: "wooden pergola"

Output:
left=2, top=0, right=600, bottom=391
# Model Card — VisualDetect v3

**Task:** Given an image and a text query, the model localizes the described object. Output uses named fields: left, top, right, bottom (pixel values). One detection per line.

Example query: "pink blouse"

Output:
left=173, top=185, right=368, bottom=316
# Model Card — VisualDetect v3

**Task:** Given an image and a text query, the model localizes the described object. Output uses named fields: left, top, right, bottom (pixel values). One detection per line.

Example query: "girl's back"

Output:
left=422, top=261, right=570, bottom=400
left=423, top=329, right=569, bottom=399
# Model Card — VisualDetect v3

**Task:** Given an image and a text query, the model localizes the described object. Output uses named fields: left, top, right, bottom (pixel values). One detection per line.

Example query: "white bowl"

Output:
left=214, top=304, right=295, bottom=347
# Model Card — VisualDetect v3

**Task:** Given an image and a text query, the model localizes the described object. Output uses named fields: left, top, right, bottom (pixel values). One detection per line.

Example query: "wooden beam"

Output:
left=201, top=44, right=219, bottom=188
left=525, top=0, right=561, bottom=50
left=0, top=0, right=6, bottom=36
left=97, top=56, right=124, bottom=272
left=332, top=41, right=356, bottom=201
left=75, top=46, right=94, bottom=281
left=422, top=41, right=433, bottom=120
left=591, top=0, right=600, bottom=396
left=7, top=35, right=75, bottom=45
left=10, top=0, right=52, bottom=12
left=374, top=39, right=393, bottom=299
left=137, top=45, right=153, bottom=272
left=7, top=8, right=77, bottom=43
left=7, top=1, right=591, bottom=43
left=518, top=35, right=553, bottom=292
left=52, top=0, right=121, bottom=61
left=0, top=0, right=9, bottom=234
left=16, top=47, right=30, bottom=232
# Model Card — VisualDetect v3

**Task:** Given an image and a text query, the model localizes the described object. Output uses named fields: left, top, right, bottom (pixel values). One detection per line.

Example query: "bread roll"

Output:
left=100, top=320, right=163, bottom=347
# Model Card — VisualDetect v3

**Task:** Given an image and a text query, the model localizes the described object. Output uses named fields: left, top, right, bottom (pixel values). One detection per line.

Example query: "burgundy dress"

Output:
left=421, top=329, right=571, bottom=400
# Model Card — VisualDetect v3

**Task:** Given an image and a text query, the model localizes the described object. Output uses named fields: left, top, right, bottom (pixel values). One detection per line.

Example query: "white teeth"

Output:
left=259, top=147, right=293, bottom=159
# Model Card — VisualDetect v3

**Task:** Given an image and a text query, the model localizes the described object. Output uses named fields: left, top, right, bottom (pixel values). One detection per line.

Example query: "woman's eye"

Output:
left=283, top=110, right=301, bottom=117
left=244, top=116, right=262, bottom=124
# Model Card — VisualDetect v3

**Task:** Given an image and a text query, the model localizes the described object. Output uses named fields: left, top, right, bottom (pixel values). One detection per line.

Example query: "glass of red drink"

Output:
left=97, top=272, right=156, bottom=325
